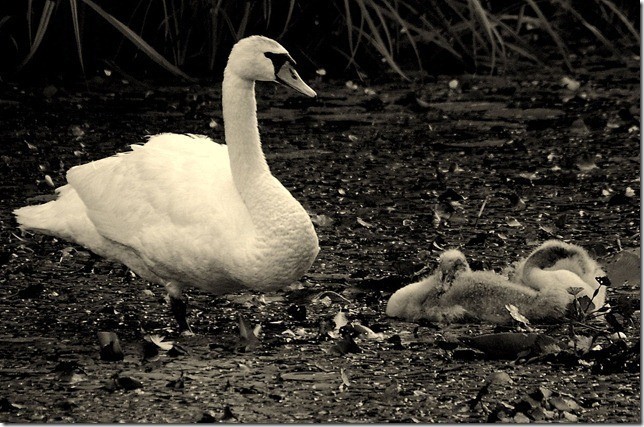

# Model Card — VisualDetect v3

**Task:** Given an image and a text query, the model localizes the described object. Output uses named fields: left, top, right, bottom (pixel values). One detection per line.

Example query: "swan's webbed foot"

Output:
left=165, top=282, right=194, bottom=335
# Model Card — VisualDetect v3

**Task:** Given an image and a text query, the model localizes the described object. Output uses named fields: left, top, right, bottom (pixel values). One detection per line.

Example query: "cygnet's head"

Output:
left=438, top=249, right=471, bottom=287
left=225, top=35, right=316, bottom=97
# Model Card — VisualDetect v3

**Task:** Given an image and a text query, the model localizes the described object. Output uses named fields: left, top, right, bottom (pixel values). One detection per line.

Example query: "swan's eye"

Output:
left=264, top=52, right=293, bottom=73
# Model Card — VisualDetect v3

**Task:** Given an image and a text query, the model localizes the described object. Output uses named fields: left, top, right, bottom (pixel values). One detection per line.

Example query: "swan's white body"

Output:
left=512, top=240, right=606, bottom=310
left=386, top=249, right=572, bottom=324
left=14, top=36, right=319, bottom=302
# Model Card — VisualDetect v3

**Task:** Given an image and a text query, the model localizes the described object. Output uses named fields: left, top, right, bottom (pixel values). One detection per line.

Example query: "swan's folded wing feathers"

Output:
left=66, top=134, right=251, bottom=262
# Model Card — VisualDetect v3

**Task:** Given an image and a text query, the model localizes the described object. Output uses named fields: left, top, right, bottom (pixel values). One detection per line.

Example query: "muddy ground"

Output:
left=0, top=54, right=640, bottom=422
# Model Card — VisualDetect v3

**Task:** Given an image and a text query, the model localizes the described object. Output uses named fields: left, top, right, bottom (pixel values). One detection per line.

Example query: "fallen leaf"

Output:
left=513, top=412, right=531, bottom=423
left=97, top=332, right=124, bottom=361
left=310, top=214, right=333, bottom=227
left=604, top=249, right=640, bottom=287
left=351, top=322, right=384, bottom=340
left=167, top=343, right=190, bottom=357
left=561, top=76, right=580, bottom=91
left=461, top=332, right=560, bottom=359
left=333, top=311, right=349, bottom=331
left=486, top=371, right=512, bottom=385
left=340, top=368, right=351, bottom=387
left=198, top=411, right=217, bottom=423
left=505, top=217, right=522, bottom=227
left=280, top=371, right=338, bottom=382
left=357, top=217, right=374, bottom=228
left=112, top=374, right=143, bottom=391
left=0, top=397, right=23, bottom=412
left=570, top=335, right=594, bottom=354
left=562, top=411, right=578, bottom=422
left=166, top=372, right=185, bottom=389
left=505, top=304, right=531, bottom=325
left=145, top=334, right=174, bottom=351
left=329, top=335, right=361, bottom=356
left=237, top=314, right=261, bottom=352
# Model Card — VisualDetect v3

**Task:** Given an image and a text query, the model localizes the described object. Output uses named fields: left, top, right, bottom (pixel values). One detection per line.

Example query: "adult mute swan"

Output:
left=512, top=240, right=607, bottom=311
left=14, top=36, right=320, bottom=333
left=386, top=249, right=572, bottom=324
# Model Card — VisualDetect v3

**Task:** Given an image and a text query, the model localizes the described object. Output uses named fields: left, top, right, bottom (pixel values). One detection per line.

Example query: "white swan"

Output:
left=386, top=249, right=572, bottom=323
left=512, top=240, right=607, bottom=311
left=14, top=36, right=320, bottom=332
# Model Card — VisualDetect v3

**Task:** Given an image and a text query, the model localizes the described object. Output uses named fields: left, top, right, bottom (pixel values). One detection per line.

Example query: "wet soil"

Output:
left=0, top=56, right=640, bottom=422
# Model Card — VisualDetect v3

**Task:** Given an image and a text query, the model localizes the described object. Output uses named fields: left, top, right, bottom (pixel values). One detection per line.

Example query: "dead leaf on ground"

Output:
left=97, top=332, right=124, bottom=362
left=237, top=314, right=261, bottom=352
left=461, top=332, right=561, bottom=360
left=604, top=248, right=640, bottom=287
left=505, top=304, right=531, bottom=326
left=145, top=335, right=174, bottom=351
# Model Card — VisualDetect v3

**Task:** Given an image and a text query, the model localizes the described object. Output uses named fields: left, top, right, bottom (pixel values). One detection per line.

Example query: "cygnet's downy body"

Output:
left=386, top=249, right=573, bottom=324
left=385, top=249, right=470, bottom=322
left=512, top=240, right=607, bottom=311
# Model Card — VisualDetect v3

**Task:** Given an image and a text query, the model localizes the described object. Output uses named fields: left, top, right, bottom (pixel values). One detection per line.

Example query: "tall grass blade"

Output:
left=381, top=0, right=422, bottom=71
left=366, top=0, right=394, bottom=55
left=503, top=41, right=541, bottom=64
left=263, top=0, right=271, bottom=29
left=0, top=16, right=11, bottom=31
left=209, top=0, right=223, bottom=70
left=524, top=0, right=572, bottom=70
left=27, top=0, right=33, bottom=45
left=350, top=18, right=408, bottom=79
left=278, top=0, right=296, bottom=39
left=355, top=0, right=409, bottom=79
left=80, top=0, right=191, bottom=79
left=556, top=1, right=615, bottom=51
left=406, top=17, right=463, bottom=61
left=17, top=0, right=55, bottom=71
left=343, top=0, right=354, bottom=55
left=443, top=1, right=488, bottom=58
left=342, top=0, right=367, bottom=69
left=596, top=0, right=640, bottom=43
left=418, top=3, right=467, bottom=60
left=220, top=9, right=238, bottom=40
left=237, top=2, right=251, bottom=39
left=69, top=0, right=85, bottom=74
left=491, top=15, right=543, bottom=65
left=468, top=0, right=497, bottom=71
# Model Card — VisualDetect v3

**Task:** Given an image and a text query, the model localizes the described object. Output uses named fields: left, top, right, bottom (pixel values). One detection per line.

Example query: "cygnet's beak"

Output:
left=276, top=62, right=317, bottom=98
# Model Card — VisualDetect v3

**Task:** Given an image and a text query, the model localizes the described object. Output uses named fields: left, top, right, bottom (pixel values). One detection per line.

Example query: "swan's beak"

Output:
left=276, top=62, right=317, bottom=98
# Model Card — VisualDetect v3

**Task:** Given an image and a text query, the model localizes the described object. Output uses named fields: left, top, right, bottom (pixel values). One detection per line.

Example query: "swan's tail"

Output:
left=14, top=185, right=87, bottom=242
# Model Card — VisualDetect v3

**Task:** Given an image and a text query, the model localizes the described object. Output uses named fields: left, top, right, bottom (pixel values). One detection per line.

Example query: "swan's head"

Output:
left=226, top=35, right=316, bottom=97
left=437, top=249, right=471, bottom=289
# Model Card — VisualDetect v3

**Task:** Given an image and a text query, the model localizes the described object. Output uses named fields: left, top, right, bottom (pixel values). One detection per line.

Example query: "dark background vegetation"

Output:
left=0, top=0, right=639, bottom=81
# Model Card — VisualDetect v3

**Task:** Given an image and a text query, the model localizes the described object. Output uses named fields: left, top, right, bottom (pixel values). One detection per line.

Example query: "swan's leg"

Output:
left=165, top=282, right=193, bottom=335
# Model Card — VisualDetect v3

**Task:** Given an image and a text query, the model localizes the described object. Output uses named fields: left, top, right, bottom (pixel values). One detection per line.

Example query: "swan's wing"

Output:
left=66, top=134, right=251, bottom=261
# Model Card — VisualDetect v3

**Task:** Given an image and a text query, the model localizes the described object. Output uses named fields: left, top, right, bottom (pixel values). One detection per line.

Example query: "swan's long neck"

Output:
left=220, top=69, right=318, bottom=287
left=222, top=70, right=270, bottom=190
